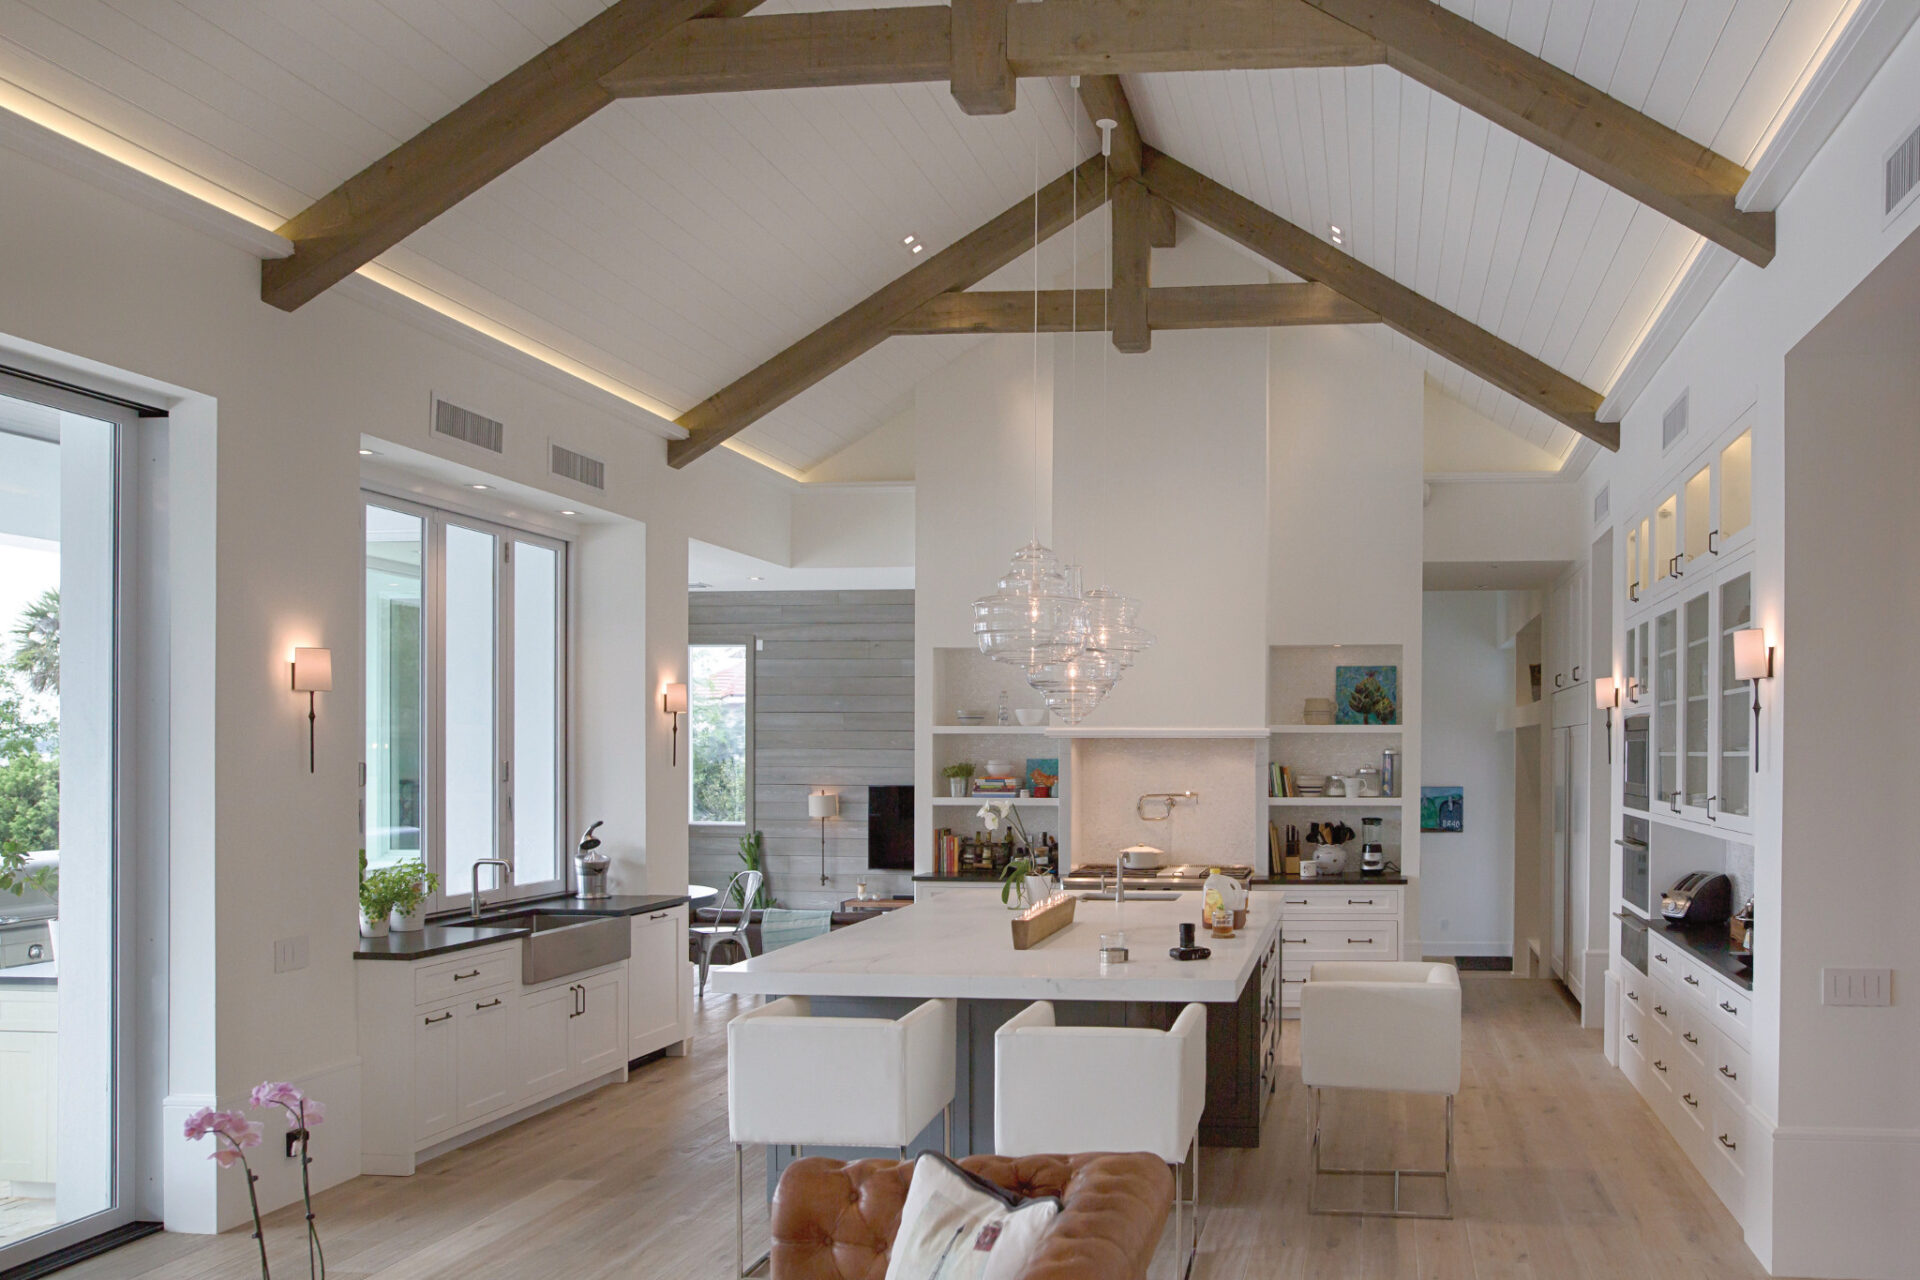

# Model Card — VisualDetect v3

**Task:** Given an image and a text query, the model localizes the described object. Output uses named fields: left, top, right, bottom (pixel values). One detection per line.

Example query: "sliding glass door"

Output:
left=0, top=376, right=135, bottom=1267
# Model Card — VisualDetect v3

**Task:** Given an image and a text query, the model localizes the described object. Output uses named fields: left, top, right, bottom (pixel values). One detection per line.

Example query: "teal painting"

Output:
left=1335, top=665, right=1399, bottom=725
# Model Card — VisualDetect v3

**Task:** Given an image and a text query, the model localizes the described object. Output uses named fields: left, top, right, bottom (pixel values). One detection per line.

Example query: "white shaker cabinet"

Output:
left=520, top=982, right=576, bottom=1099
left=456, top=994, right=514, bottom=1124
left=573, top=970, right=627, bottom=1079
left=628, top=905, right=691, bottom=1061
left=412, top=1004, right=459, bottom=1141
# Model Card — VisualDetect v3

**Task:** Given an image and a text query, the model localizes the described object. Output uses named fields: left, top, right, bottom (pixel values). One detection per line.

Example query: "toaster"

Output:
left=1662, top=872, right=1734, bottom=924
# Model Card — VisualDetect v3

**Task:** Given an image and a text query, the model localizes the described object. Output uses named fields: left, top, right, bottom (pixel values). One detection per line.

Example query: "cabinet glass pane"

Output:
left=1623, top=627, right=1637, bottom=702
left=1655, top=497, right=1677, bottom=582
left=1626, top=525, right=1641, bottom=598
left=1684, top=591, right=1711, bottom=807
left=1634, top=621, right=1650, bottom=704
left=1655, top=610, right=1678, bottom=804
left=511, top=541, right=559, bottom=887
left=1684, top=465, right=1712, bottom=566
left=1721, top=430, right=1752, bottom=542
left=1638, top=519, right=1652, bottom=595
left=444, top=523, right=498, bottom=897
left=1719, top=572, right=1753, bottom=816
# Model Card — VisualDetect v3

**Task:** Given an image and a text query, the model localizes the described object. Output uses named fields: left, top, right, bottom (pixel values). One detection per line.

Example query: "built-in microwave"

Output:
left=1622, top=713, right=1650, bottom=812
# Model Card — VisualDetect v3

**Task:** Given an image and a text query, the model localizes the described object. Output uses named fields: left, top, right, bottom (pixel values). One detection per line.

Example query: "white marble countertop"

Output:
left=710, top=892, right=1279, bottom=1003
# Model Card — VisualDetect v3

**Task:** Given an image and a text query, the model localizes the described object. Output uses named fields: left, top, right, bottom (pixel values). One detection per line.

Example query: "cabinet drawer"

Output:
left=1675, top=952, right=1714, bottom=1003
left=1710, top=1095, right=1748, bottom=1178
left=1676, top=1006, right=1711, bottom=1067
left=1712, top=1034, right=1750, bottom=1103
left=1673, top=1060, right=1709, bottom=1139
left=1279, top=923, right=1398, bottom=959
left=1275, top=887, right=1401, bottom=916
left=1620, top=1001, right=1649, bottom=1056
left=1707, top=979, right=1751, bottom=1048
left=1645, top=982, right=1678, bottom=1034
left=415, top=948, right=514, bottom=1006
left=1647, top=937, right=1681, bottom=981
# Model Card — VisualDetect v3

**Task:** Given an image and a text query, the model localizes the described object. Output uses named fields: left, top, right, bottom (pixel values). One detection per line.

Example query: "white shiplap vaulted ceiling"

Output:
left=0, top=0, right=1862, bottom=472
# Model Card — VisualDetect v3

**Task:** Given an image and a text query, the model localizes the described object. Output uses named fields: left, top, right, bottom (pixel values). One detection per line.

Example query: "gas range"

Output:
left=1062, top=863, right=1255, bottom=892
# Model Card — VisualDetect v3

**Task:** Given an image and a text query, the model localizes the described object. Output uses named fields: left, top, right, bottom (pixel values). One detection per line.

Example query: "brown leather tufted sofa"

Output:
left=769, top=1152, right=1173, bottom=1280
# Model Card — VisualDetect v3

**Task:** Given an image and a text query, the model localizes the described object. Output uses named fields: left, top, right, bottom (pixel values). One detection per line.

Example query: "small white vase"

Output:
left=389, top=905, right=424, bottom=932
left=359, top=910, right=390, bottom=939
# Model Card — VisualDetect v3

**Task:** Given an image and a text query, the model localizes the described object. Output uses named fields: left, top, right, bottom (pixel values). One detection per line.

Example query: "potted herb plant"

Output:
left=358, top=867, right=400, bottom=939
left=386, top=860, right=440, bottom=932
left=942, top=762, right=976, bottom=798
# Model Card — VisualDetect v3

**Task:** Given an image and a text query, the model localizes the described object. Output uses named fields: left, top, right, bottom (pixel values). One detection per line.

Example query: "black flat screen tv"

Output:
left=868, top=784, right=914, bottom=871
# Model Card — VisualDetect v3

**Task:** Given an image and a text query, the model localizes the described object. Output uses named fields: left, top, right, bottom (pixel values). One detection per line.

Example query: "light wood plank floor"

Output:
left=62, top=975, right=1784, bottom=1279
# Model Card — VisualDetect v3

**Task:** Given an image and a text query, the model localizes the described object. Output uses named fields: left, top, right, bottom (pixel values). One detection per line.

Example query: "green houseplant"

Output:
left=357, top=869, right=400, bottom=939
left=736, top=830, right=772, bottom=909
left=941, top=762, right=976, bottom=798
left=385, top=860, right=440, bottom=932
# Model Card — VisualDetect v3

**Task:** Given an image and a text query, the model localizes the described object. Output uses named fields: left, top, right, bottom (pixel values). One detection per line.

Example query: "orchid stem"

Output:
left=241, top=1160, right=271, bottom=1280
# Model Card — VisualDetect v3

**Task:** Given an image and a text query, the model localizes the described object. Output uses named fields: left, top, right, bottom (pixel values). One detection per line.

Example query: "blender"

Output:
left=1359, top=816, right=1386, bottom=875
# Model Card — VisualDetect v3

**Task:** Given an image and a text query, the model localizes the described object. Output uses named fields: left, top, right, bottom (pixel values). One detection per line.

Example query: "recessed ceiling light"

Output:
left=470, top=483, right=491, bottom=490
left=912, top=244, right=924, bottom=254
left=749, top=575, right=765, bottom=581
left=560, top=510, right=577, bottom=516
left=358, top=448, right=377, bottom=456
left=903, top=235, right=916, bottom=245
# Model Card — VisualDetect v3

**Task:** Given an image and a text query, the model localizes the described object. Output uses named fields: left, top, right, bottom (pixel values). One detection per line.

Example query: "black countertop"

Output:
left=911, top=873, right=1005, bottom=884
left=1648, top=916, right=1753, bottom=991
left=1261, top=872, right=1409, bottom=886
left=354, top=893, right=692, bottom=961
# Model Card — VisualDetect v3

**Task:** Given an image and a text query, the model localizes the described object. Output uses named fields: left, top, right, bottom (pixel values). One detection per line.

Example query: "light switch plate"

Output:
left=1822, top=967, right=1892, bottom=1006
left=273, top=936, right=309, bottom=974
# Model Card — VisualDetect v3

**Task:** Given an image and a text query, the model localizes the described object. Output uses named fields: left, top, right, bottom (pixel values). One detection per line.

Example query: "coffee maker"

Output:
left=573, top=820, right=611, bottom=900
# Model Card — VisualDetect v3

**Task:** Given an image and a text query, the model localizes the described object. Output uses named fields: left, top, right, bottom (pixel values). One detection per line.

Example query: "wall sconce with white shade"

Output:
left=663, top=682, right=689, bottom=766
left=1595, top=676, right=1618, bottom=762
left=1732, top=630, right=1773, bottom=773
left=809, top=791, right=839, bottom=885
left=291, top=647, right=332, bottom=774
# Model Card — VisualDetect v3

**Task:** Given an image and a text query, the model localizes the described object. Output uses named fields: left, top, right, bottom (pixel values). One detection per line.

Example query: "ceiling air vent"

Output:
left=1593, top=484, right=1610, bottom=524
left=432, top=397, right=504, bottom=453
left=550, top=442, right=606, bottom=490
left=1887, top=118, right=1920, bottom=218
left=1661, top=391, right=1689, bottom=452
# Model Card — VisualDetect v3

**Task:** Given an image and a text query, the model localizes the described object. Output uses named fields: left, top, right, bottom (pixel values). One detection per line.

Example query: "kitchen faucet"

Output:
left=471, top=858, right=512, bottom=917
left=1115, top=848, right=1133, bottom=904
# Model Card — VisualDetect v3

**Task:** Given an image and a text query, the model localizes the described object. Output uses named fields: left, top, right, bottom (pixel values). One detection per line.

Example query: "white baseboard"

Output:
left=1757, top=1123, right=1920, bottom=1279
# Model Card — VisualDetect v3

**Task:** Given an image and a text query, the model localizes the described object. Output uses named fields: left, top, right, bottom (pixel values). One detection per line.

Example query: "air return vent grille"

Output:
left=550, top=443, right=606, bottom=490
left=1661, top=392, right=1689, bottom=452
left=432, top=398, right=504, bottom=453
left=1887, top=120, right=1920, bottom=217
left=1593, top=484, right=1610, bottom=524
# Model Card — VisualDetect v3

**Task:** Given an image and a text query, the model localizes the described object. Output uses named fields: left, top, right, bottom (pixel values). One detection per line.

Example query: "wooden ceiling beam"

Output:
left=892, top=283, right=1376, bottom=334
left=261, top=0, right=764, bottom=311
left=1299, top=0, right=1773, bottom=265
left=1077, top=75, right=1142, bottom=180
left=951, top=0, right=1016, bottom=114
left=602, top=1, right=1384, bottom=95
left=1149, top=196, right=1178, bottom=248
left=1142, top=148, right=1616, bottom=449
left=667, top=158, right=1112, bottom=467
left=1111, top=178, right=1153, bottom=353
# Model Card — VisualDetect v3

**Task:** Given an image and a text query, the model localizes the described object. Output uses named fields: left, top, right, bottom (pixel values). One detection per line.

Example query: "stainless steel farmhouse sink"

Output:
left=502, top=912, right=631, bottom=985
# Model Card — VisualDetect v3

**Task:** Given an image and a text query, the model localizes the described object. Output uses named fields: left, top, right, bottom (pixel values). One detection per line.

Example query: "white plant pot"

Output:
left=389, top=905, right=425, bottom=932
left=359, top=910, right=390, bottom=939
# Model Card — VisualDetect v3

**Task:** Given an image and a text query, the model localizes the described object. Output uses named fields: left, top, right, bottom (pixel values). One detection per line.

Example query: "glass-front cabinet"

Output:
left=1633, top=558, right=1754, bottom=834
left=1681, top=587, right=1712, bottom=820
left=1716, top=428, right=1754, bottom=558
left=1717, top=570, right=1754, bottom=824
left=1654, top=607, right=1679, bottom=811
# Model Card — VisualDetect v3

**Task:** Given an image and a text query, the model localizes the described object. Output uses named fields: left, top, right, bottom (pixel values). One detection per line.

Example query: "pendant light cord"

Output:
left=1031, top=113, right=1042, bottom=546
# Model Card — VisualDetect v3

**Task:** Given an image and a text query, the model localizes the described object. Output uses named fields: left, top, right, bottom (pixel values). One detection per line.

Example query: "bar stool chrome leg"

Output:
left=735, top=1144, right=769, bottom=1278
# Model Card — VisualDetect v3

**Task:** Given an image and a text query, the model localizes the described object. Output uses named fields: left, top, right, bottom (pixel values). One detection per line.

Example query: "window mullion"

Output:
left=498, top=535, right=515, bottom=900
left=428, top=511, right=449, bottom=913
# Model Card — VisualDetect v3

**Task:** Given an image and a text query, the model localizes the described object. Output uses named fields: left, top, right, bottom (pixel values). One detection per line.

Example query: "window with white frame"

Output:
left=688, top=643, right=748, bottom=826
left=365, top=495, right=567, bottom=908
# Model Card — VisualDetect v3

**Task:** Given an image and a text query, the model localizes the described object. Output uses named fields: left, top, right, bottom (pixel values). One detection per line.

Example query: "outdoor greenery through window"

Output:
left=689, top=644, right=747, bottom=825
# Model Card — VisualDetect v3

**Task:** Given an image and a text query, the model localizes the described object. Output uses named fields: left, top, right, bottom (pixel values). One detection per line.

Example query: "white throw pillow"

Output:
left=883, top=1153, right=1062, bottom=1280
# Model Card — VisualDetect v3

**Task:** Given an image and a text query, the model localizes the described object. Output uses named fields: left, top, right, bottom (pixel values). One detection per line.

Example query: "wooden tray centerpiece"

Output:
left=1010, top=893, right=1076, bottom=950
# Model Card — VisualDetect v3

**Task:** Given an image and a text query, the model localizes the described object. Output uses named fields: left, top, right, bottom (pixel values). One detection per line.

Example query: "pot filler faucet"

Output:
left=471, top=858, right=512, bottom=917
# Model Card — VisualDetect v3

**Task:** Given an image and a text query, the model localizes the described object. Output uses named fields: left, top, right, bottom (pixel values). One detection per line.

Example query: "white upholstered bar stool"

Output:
left=726, top=995, right=956, bottom=1277
left=1299, top=961, right=1462, bottom=1219
left=994, top=1001, right=1207, bottom=1276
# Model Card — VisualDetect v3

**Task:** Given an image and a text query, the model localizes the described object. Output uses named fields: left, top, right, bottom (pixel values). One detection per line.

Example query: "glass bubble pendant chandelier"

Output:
left=971, top=103, right=1152, bottom=724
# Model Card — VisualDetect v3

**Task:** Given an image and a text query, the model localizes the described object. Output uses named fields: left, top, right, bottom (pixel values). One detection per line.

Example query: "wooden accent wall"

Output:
left=688, top=590, right=915, bottom=907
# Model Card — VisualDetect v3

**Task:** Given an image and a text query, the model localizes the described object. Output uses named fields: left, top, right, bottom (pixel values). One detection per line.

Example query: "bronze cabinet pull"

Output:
left=475, top=998, right=502, bottom=1010
left=423, top=1011, right=452, bottom=1025
left=1718, top=1133, right=1737, bottom=1151
left=453, top=969, right=481, bottom=981
left=1719, top=1064, right=1739, bottom=1081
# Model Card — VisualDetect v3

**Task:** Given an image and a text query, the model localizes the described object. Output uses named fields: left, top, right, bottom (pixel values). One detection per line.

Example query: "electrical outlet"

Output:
left=273, top=936, right=309, bottom=974
left=285, top=1128, right=309, bottom=1158
left=1822, top=967, right=1892, bottom=1006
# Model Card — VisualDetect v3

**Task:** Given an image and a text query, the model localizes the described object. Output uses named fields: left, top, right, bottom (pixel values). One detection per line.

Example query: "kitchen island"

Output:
left=711, top=891, right=1282, bottom=1169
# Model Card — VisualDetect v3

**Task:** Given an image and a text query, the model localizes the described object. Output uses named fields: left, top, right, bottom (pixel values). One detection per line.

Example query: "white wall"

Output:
left=1419, top=592, right=1515, bottom=956
left=1573, top=15, right=1920, bottom=1275
left=1424, top=478, right=1588, bottom=564
left=0, top=137, right=800, bottom=1231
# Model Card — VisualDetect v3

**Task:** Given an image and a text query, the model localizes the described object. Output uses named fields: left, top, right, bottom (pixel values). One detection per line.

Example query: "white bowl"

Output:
left=1013, top=709, right=1047, bottom=726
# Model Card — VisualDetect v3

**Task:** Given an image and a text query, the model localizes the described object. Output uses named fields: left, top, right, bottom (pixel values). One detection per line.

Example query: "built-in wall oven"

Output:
left=1617, top=909, right=1648, bottom=974
left=1618, top=814, right=1651, bottom=916
left=1622, top=713, right=1650, bottom=812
